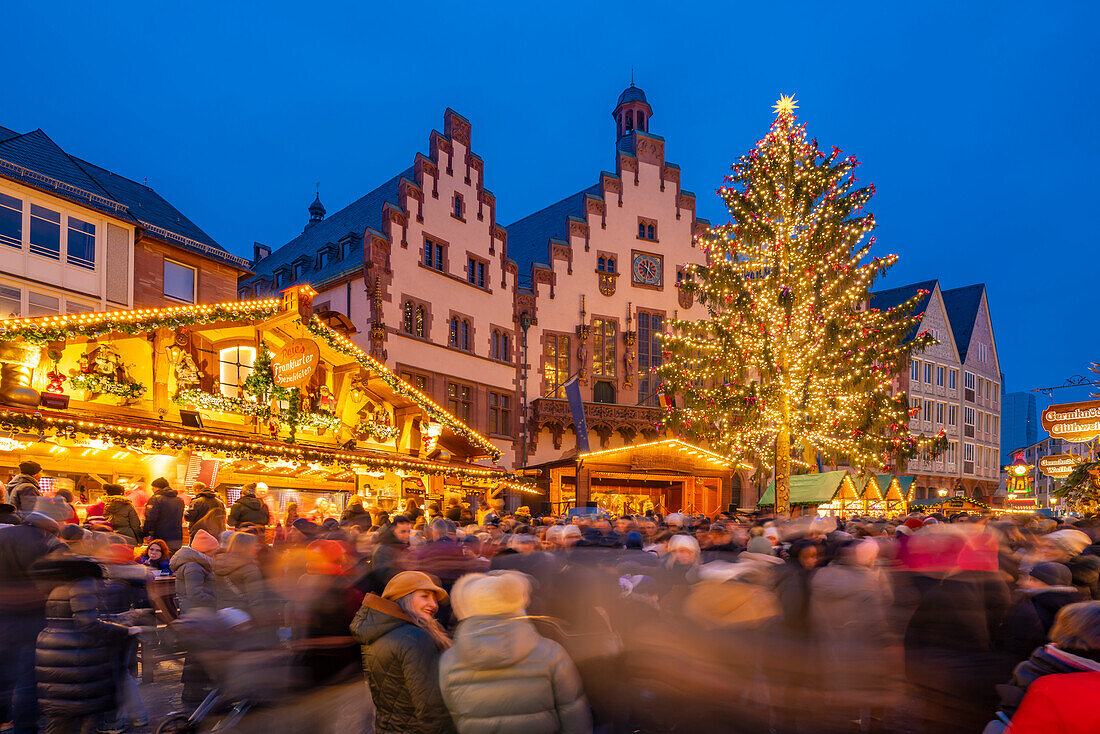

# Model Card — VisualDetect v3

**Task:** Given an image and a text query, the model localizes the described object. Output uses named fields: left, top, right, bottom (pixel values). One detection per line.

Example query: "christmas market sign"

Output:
left=271, top=339, right=320, bottom=388
left=1038, top=453, right=1084, bottom=479
left=1041, top=400, right=1100, bottom=443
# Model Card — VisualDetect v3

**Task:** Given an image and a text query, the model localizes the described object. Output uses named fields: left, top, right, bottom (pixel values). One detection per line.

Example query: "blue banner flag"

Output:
left=563, top=377, right=590, bottom=453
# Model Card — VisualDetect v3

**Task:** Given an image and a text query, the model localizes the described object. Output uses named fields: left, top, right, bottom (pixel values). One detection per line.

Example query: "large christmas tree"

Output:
left=659, top=95, right=943, bottom=513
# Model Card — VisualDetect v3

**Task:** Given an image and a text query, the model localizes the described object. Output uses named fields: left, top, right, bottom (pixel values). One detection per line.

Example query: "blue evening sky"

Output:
left=4, top=1, right=1097, bottom=407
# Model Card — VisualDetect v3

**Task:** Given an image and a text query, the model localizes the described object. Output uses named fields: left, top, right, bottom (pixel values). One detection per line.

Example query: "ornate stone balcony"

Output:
left=529, top=397, right=663, bottom=450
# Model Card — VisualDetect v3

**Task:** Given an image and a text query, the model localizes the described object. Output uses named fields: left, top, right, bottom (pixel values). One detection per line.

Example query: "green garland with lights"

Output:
left=0, top=409, right=511, bottom=482
left=172, top=388, right=268, bottom=417
left=358, top=419, right=399, bottom=442
left=69, top=373, right=147, bottom=399
left=305, top=318, right=501, bottom=460
left=0, top=303, right=282, bottom=345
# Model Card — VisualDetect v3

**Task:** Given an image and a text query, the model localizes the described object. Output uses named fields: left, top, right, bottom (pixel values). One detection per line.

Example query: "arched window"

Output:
left=501, top=334, right=509, bottom=361
left=638, top=223, right=646, bottom=239
left=626, top=111, right=634, bottom=132
left=449, top=317, right=459, bottom=347
left=637, top=112, right=645, bottom=130
left=403, top=301, right=415, bottom=334
left=597, top=257, right=606, bottom=272
left=415, top=305, right=425, bottom=338
left=460, top=320, right=471, bottom=351
left=608, top=257, right=615, bottom=272
left=647, top=224, right=655, bottom=240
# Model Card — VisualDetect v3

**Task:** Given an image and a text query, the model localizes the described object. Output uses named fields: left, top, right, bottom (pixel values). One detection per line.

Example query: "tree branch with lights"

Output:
left=658, top=95, right=944, bottom=513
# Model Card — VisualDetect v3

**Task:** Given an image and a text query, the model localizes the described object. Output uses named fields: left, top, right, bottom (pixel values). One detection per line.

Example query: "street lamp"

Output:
left=937, top=488, right=948, bottom=513
left=519, top=312, right=532, bottom=470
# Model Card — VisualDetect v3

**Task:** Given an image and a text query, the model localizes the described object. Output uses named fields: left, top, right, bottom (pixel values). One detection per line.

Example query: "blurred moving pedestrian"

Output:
left=441, top=570, right=592, bottom=734
left=0, top=508, right=62, bottom=734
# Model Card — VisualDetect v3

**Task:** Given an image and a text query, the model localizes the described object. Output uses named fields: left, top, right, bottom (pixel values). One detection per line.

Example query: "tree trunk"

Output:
left=776, top=426, right=791, bottom=515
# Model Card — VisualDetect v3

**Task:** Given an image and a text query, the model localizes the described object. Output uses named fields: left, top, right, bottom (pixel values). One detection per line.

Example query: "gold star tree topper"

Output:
left=772, top=94, right=798, bottom=117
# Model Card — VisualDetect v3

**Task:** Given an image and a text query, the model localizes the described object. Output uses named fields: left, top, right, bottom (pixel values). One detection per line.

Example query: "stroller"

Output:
left=155, top=608, right=302, bottom=734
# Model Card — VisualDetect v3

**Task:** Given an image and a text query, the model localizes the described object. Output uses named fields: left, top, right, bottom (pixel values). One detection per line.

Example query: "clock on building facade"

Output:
left=631, top=251, right=663, bottom=288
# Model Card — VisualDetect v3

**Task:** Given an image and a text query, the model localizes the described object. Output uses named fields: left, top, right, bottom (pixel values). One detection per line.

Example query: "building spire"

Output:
left=306, top=184, right=326, bottom=231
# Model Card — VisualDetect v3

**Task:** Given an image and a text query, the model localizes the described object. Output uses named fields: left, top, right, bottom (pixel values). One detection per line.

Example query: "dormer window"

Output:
left=637, top=217, right=658, bottom=242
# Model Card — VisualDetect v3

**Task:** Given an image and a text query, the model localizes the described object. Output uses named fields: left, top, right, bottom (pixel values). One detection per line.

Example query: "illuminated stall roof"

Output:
left=757, top=471, right=859, bottom=507
left=0, top=286, right=500, bottom=462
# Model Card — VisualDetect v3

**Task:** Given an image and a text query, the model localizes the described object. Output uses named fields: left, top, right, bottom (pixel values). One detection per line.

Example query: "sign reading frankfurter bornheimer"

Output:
left=271, top=339, right=320, bottom=388
left=1041, top=400, right=1100, bottom=443
left=1038, top=454, right=1084, bottom=479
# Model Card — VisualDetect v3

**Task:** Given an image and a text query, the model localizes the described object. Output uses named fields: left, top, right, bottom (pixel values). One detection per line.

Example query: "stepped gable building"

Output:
left=240, top=85, right=736, bottom=497
left=0, top=125, right=247, bottom=317
left=871, top=280, right=1002, bottom=502
left=242, top=108, right=521, bottom=462
left=506, top=84, right=712, bottom=462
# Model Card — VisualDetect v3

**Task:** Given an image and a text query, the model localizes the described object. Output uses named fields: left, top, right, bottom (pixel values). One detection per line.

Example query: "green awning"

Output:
left=758, top=470, right=852, bottom=506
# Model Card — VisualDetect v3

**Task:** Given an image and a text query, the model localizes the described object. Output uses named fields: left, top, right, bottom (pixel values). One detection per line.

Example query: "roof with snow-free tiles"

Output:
left=244, top=167, right=413, bottom=292
left=869, top=279, right=938, bottom=343
left=503, top=184, right=600, bottom=274
left=941, top=284, right=986, bottom=363
left=0, top=125, right=245, bottom=269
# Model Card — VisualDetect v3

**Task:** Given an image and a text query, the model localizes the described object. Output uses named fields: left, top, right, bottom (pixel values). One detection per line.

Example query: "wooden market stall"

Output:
left=0, top=286, right=509, bottom=521
left=859, top=475, right=910, bottom=517
left=524, top=439, right=739, bottom=516
left=757, top=471, right=862, bottom=517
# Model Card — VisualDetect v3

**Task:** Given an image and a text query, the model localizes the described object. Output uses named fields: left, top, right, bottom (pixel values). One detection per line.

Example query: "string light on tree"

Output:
left=657, top=95, right=945, bottom=514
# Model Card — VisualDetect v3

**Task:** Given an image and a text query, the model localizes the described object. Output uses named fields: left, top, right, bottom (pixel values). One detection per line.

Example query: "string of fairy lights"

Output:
left=658, top=95, right=946, bottom=480
left=0, top=295, right=501, bottom=461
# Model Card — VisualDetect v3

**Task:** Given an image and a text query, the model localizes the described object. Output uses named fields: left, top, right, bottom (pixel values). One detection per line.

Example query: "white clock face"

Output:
left=632, top=253, right=662, bottom=286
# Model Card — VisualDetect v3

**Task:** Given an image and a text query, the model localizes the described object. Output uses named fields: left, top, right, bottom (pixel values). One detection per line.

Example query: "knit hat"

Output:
left=382, top=571, right=448, bottom=604
left=190, top=529, right=219, bottom=555
left=24, top=511, right=59, bottom=535
left=1029, top=561, right=1073, bottom=587
left=34, top=495, right=72, bottom=522
left=668, top=533, right=701, bottom=559
left=306, top=539, right=349, bottom=575
left=151, top=477, right=171, bottom=490
left=451, top=571, right=530, bottom=620
left=746, top=536, right=774, bottom=555
left=1046, top=529, right=1092, bottom=557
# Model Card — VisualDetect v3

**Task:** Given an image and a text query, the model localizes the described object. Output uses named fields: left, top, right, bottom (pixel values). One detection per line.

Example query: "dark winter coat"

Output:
left=185, top=490, right=226, bottom=532
left=170, top=546, right=215, bottom=614
left=102, top=495, right=142, bottom=544
left=0, top=523, right=63, bottom=615
left=339, top=506, right=373, bottom=531
left=366, top=524, right=407, bottom=592
left=994, top=643, right=1100, bottom=719
left=349, top=594, right=454, bottom=734
left=214, top=552, right=276, bottom=622
left=440, top=615, right=592, bottom=734
left=142, top=488, right=185, bottom=547
left=228, top=495, right=271, bottom=528
left=1003, top=587, right=1084, bottom=660
left=6, top=473, right=41, bottom=515
left=33, top=555, right=129, bottom=717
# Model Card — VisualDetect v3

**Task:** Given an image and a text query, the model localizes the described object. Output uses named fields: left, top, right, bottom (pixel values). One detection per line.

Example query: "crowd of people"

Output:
left=3, top=459, right=1100, bottom=732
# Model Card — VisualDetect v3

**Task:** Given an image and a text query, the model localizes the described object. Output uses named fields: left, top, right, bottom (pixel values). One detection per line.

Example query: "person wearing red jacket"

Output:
left=1009, top=671, right=1100, bottom=732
